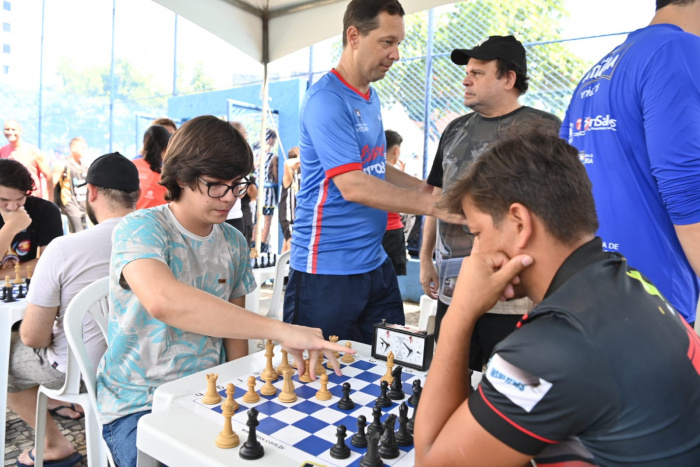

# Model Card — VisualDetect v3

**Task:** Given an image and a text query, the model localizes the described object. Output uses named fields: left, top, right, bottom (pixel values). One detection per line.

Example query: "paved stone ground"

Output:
left=3, top=282, right=420, bottom=467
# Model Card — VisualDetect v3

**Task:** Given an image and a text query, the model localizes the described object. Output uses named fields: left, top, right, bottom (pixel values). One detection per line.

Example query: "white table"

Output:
left=136, top=342, right=424, bottom=467
left=1, top=291, right=27, bottom=446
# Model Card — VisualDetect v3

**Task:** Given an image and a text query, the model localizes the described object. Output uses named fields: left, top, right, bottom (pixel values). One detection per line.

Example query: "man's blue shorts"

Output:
left=283, top=257, right=404, bottom=345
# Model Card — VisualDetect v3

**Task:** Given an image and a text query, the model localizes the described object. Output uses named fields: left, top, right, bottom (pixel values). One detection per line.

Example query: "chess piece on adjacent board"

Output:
left=341, top=341, right=355, bottom=363
left=315, top=353, right=326, bottom=376
left=395, top=402, right=413, bottom=446
left=329, top=424, right=351, bottom=459
left=378, top=414, right=400, bottom=459
left=388, top=366, right=405, bottom=400
left=215, top=384, right=240, bottom=448
left=239, top=408, right=265, bottom=460
left=351, top=415, right=368, bottom=448
left=3, top=276, right=15, bottom=303
left=380, top=351, right=395, bottom=384
left=360, top=431, right=382, bottom=467
left=278, top=368, right=297, bottom=403
left=261, top=340, right=278, bottom=382
left=242, top=376, right=260, bottom=403
left=299, top=359, right=313, bottom=383
left=375, top=380, right=392, bottom=408
left=275, top=348, right=292, bottom=376
left=202, top=373, right=222, bottom=405
left=315, top=373, right=332, bottom=401
left=408, top=379, right=422, bottom=406
left=337, top=382, right=355, bottom=410
left=13, top=264, right=23, bottom=285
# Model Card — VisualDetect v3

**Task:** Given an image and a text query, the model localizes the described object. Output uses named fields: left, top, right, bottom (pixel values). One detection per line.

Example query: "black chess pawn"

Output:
left=330, top=424, right=351, bottom=459
left=388, top=366, right=405, bottom=400
left=239, top=408, right=265, bottom=460
left=351, top=415, right=368, bottom=448
left=3, top=285, right=15, bottom=303
left=253, top=257, right=259, bottom=269
left=360, top=431, right=382, bottom=467
left=337, top=382, right=355, bottom=410
left=367, top=404, right=383, bottom=437
left=408, top=379, right=422, bottom=406
left=407, top=385, right=421, bottom=434
left=375, top=379, right=392, bottom=408
left=395, top=402, right=413, bottom=446
left=378, top=414, right=400, bottom=459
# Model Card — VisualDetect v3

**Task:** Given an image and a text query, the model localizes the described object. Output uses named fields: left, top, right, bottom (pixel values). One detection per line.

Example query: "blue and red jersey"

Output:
left=291, top=70, right=388, bottom=274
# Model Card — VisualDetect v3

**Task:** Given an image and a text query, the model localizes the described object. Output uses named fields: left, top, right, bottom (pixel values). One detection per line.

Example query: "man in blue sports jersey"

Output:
left=284, top=0, right=459, bottom=344
left=561, top=0, right=700, bottom=327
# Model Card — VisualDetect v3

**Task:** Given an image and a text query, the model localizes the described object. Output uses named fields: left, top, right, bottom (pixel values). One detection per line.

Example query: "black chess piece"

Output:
left=272, top=253, right=277, bottom=266
left=337, top=382, right=355, bottom=410
left=330, top=424, right=351, bottom=459
left=378, top=414, right=400, bottom=459
left=351, top=415, right=368, bottom=448
left=24, top=277, right=30, bottom=293
left=1, top=286, right=5, bottom=301
left=407, top=384, right=421, bottom=434
left=395, top=402, right=413, bottom=446
left=261, top=255, right=267, bottom=268
left=253, top=257, right=259, bottom=269
left=16, top=284, right=25, bottom=299
left=367, top=404, right=383, bottom=437
left=388, top=366, right=405, bottom=400
left=3, top=285, right=15, bottom=303
left=239, top=408, right=265, bottom=460
left=360, top=431, right=382, bottom=467
left=266, top=252, right=271, bottom=267
left=408, top=379, right=422, bottom=406
left=375, top=379, right=392, bottom=408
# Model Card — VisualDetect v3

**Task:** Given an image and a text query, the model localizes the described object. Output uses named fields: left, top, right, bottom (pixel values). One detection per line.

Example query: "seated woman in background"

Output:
left=133, top=125, right=171, bottom=209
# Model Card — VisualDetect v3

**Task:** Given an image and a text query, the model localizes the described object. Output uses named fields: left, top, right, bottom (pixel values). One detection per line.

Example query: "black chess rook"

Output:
left=360, top=431, right=383, bottom=467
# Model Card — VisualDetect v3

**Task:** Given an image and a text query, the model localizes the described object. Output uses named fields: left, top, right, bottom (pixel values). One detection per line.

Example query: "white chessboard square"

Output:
left=270, top=425, right=310, bottom=445
left=343, top=377, right=371, bottom=391
left=317, top=448, right=362, bottom=467
left=273, top=407, right=307, bottom=425
left=311, top=395, right=341, bottom=408
left=340, top=366, right=364, bottom=377
left=232, top=409, right=268, bottom=424
left=365, top=365, right=387, bottom=376
left=316, top=422, right=345, bottom=441
left=347, top=390, right=376, bottom=407
left=349, top=405, right=374, bottom=420
left=311, top=407, right=348, bottom=425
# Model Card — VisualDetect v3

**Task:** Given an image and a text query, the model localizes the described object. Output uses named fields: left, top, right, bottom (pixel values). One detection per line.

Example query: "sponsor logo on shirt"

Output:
left=579, top=83, right=600, bottom=99
left=579, top=42, right=631, bottom=88
left=486, top=354, right=553, bottom=413
left=572, top=115, right=617, bottom=137
left=354, top=108, right=369, bottom=133
left=363, top=163, right=385, bottom=176
left=579, top=151, right=594, bottom=165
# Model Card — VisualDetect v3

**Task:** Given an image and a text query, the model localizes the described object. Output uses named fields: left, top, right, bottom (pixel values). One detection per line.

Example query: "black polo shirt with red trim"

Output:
left=469, top=237, right=700, bottom=466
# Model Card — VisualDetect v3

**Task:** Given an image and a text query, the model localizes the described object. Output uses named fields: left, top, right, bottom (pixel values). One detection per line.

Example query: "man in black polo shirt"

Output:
left=0, top=159, right=63, bottom=278
left=414, top=126, right=700, bottom=465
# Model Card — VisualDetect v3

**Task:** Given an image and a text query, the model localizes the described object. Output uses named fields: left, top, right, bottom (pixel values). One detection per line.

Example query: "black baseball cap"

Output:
left=451, top=35, right=527, bottom=74
left=84, top=152, right=140, bottom=191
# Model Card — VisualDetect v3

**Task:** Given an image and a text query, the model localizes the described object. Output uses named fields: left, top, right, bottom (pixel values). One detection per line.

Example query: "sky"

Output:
left=5, top=0, right=657, bottom=93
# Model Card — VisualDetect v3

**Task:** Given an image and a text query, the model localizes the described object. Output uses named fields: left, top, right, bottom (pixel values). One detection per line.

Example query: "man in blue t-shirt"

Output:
left=560, top=0, right=700, bottom=327
left=284, top=0, right=460, bottom=345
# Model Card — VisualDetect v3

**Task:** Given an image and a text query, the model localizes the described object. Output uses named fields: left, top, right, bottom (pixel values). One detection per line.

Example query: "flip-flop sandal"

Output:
left=48, top=403, right=84, bottom=420
left=16, top=450, right=82, bottom=467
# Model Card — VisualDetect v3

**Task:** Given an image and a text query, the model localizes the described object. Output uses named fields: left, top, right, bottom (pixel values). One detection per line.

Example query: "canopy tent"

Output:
left=152, top=0, right=455, bottom=252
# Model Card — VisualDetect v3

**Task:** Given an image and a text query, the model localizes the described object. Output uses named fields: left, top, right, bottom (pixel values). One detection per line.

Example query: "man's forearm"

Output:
left=385, top=164, right=422, bottom=190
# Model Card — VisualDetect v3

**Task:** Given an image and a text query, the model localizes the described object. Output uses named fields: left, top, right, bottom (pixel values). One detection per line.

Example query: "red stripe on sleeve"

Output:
left=326, top=163, right=363, bottom=179
left=311, top=178, right=330, bottom=274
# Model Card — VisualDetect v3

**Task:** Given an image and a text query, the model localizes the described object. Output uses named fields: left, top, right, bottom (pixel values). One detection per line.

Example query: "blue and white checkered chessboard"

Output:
left=184, top=355, right=425, bottom=466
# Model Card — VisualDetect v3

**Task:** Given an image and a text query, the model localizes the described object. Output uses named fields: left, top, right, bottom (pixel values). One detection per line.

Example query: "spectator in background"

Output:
left=260, top=129, right=278, bottom=253
left=1, top=119, right=54, bottom=202
left=279, top=146, right=301, bottom=253
left=53, top=137, right=89, bottom=233
left=382, top=130, right=408, bottom=275
left=0, top=159, right=63, bottom=278
left=229, top=121, right=258, bottom=241
left=133, top=125, right=171, bottom=210
left=151, top=117, right=177, bottom=135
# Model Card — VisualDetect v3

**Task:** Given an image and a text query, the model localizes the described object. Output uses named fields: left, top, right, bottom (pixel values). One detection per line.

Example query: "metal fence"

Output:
left=0, top=0, right=628, bottom=171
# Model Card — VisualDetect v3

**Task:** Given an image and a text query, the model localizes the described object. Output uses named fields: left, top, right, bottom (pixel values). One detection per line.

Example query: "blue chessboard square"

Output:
left=295, top=385, right=318, bottom=400
left=257, top=416, right=288, bottom=435
left=293, top=434, right=334, bottom=456
left=330, top=384, right=350, bottom=398
left=212, top=404, right=223, bottom=414
left=401, top=372, right=414, bottom=382
left=255, top=401, right=287, bottom=416
left=327, top=372, right=350, bottom=384
left=293, top=399, right=324, bottom=414
left=358, top=383, right=382, bottom=397
left=354, top=371, right=380, bottom=383
left=292, top=415, right=328, bottom=434
left=349, top=360, right=375, bottom=370
left=336, top=415, right=360, bottom=430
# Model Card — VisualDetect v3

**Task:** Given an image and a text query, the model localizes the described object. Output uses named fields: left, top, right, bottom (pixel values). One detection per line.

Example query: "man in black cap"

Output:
left=10, top=152, right=139, bottom=467
left=419, top=35, right=560, bottom=371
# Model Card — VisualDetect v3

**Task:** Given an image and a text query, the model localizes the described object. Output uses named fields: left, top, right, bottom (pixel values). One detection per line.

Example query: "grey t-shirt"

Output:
left=427, top=106, right=561, bottom=305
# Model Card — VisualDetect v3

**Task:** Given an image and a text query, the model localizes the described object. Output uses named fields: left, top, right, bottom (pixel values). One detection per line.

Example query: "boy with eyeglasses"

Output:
left=96, top=115, right=350, bottom=467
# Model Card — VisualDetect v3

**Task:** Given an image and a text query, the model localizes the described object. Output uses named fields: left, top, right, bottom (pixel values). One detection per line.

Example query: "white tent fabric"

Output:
left=152, top=0, right=455, bottom=64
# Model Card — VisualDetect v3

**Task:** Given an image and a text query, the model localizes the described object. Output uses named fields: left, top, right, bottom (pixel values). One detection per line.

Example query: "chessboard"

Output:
left=179, top=351, right=425, bottom=466
left=1, top=282, right=28, bottom=303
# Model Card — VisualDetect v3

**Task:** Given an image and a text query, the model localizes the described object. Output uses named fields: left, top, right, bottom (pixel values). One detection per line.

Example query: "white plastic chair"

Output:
left=267, top=249, right=291, bottom=321
left=34, top=276, right=115, bottom=467
left=417, top=294, right=438, bottom=334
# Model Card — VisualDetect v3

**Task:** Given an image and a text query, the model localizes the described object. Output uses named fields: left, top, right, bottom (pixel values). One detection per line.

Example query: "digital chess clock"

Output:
left=371, top=320, right=435, bottom=371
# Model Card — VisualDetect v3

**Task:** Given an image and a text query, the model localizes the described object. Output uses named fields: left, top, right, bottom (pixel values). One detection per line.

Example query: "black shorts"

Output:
left=381, top=228, right=407, bottom=276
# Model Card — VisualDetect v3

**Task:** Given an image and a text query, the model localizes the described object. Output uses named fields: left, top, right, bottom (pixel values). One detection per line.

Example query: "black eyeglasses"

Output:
left=197, top=177, right=250, bottom=199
